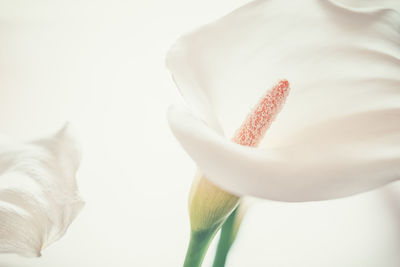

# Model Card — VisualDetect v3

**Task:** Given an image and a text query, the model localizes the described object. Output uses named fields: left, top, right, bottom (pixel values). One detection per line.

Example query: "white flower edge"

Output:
left=0, top=123, right=84, bottom=257
left=168, top=105, right=399, bottom=201
left=167, top=0, right=400, bottom=202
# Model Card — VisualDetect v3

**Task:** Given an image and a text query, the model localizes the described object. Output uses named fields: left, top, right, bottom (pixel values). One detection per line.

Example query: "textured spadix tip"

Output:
left=233, top=79, right=290, bottom=147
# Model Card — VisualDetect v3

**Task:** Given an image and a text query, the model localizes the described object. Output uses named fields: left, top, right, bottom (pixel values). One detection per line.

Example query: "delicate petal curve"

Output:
left=168, top=105, right=400, bottom=201
left=167, top=0, right=400, bottom=201
left=166, top=0, right=400, bottom=138
left=0, top=123, right=84, bottom=257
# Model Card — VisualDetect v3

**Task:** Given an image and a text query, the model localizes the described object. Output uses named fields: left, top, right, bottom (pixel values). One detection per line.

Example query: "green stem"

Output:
left=183, top=228, right=217, bottom=267
left=212, top=207, right=239, bottom=267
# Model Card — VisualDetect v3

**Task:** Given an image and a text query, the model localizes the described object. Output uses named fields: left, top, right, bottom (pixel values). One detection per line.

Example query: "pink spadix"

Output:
left=232, top=80, right=290, bottom=147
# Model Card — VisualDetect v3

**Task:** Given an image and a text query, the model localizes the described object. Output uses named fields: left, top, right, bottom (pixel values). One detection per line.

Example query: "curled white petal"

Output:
left=167, top=0, right=400, bottom=201
left=0, top=124, right=84, bottom=257
left=168, top=105, right=400, bottom=201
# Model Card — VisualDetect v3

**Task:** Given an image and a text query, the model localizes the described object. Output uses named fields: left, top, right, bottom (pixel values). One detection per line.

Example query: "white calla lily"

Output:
left=0, top=124, right=84, bottom=257
left=167, top=0, right=400, bottom=202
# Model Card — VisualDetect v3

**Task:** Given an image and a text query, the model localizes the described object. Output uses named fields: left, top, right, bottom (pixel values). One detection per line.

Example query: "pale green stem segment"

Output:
left=184, top=175, right=239, bottom=267
left=184, top=227, right=219, bottom=267
left=184, top=204, right=242, bottom=267
left=212, top=207, right=239, bottom=267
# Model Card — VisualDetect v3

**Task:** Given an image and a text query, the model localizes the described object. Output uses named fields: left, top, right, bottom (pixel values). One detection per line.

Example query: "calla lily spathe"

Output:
left=167, top=0, right=400, bottom=202
left=0, top=124, right=84, bottom=257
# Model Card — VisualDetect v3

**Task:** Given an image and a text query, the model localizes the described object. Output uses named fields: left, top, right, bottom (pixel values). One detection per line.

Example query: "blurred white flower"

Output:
left=167, top=0, right=400, bottom=201
left=0, top=124, right=84, bottom=257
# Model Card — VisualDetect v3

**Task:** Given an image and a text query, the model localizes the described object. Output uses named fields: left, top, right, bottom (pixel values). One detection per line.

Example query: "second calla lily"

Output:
left=0, top=124, right=84, bottom=257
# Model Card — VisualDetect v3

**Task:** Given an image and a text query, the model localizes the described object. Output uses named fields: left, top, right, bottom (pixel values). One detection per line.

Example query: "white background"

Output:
left=0, top=0, right=400, bottom=266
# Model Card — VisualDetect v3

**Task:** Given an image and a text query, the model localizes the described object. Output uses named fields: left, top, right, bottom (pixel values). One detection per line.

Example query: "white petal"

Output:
left=168, top=105, right=400, bottom=201
left=0, top=123, right=84, bottom=257
left=167, top=0, right=400, bottom=200
left=166, top=0, right=400, bottom=136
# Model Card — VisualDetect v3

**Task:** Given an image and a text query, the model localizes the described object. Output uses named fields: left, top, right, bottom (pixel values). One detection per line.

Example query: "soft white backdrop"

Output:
left=0, top=0, right=400, bottom=266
